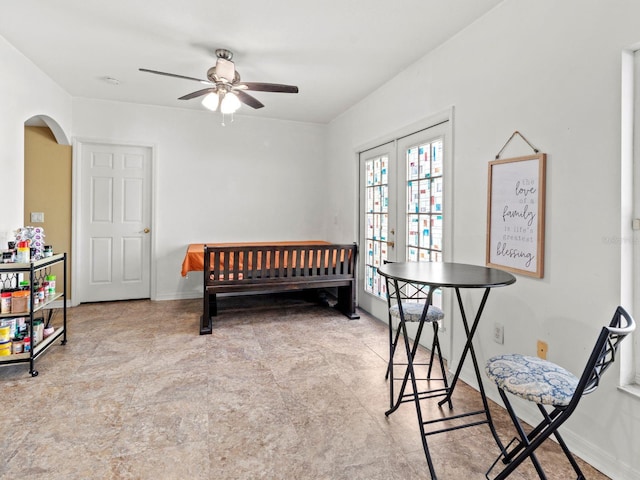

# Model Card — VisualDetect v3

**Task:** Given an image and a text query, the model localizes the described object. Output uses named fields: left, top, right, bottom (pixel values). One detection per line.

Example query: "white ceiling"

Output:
left=1, top=0, right=503, bottom=124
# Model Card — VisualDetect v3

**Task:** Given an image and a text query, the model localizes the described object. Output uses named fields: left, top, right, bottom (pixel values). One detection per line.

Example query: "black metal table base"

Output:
left=388, top=285, right=506, bottom=479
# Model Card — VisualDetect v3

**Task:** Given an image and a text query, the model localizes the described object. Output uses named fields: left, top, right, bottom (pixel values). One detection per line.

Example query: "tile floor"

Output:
left=0, top=293, right=611, bottom=479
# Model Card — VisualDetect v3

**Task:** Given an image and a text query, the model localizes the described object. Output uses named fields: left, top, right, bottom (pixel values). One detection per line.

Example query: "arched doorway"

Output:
left=24, top=114, right=72, bottom=301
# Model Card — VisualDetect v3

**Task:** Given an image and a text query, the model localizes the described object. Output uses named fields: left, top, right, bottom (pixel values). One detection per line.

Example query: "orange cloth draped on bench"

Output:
left=180, top=240, right=331, bottom=277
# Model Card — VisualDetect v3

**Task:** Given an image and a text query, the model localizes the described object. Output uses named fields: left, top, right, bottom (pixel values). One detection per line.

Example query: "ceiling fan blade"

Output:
left=178, top=88, right=217, bottom=100
left=236, top=91, right=264, bottom=109
left=139, top=68, right=212, bottom=84
left=236, top=82, right=299, bottom=94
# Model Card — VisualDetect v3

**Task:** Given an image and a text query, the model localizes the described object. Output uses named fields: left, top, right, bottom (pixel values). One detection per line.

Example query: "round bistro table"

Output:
left=377, top=261, right=516, bottom=479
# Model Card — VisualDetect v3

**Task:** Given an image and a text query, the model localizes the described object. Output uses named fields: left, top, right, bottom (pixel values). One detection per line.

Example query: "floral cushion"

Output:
left=485, top=354, right=578, bottom=406
left=389, top=302, right=445, bottom=323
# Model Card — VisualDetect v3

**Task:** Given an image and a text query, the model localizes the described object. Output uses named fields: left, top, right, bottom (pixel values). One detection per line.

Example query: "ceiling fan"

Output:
left=139, top=49, right=298, bottom=114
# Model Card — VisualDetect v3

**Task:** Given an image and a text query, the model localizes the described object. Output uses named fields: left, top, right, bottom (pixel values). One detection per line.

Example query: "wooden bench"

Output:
left=200, top=243, right=359, bottom=334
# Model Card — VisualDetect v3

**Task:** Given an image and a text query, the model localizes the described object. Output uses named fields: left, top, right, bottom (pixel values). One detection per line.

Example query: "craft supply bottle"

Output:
left=32, top=319, right=44, bottom=345
left=16, top=242, right=29, bottom=263
left=0, top=292, right=11, bottom=314
left=45, top=275, right=56, bottom=295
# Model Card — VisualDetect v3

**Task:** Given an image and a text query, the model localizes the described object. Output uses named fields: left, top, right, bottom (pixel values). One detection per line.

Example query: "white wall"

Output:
left=72, top=99, right=328, bottom=300
left=0, top=35, right=72, bottom=242
left=326, top=0, right=640, bottom=477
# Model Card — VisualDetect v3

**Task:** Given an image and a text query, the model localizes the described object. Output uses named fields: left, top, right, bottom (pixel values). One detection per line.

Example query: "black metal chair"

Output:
left=383, top=261, right=450, bottom=413
left=484, top=306, right=636, bottom=480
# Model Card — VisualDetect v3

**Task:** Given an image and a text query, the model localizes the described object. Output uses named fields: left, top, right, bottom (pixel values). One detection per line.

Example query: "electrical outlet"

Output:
left=493, top=323, right=504, bottom=344
left=30, top=212, right=44, bottom=223
left=537, top=340, right=548, bottom=359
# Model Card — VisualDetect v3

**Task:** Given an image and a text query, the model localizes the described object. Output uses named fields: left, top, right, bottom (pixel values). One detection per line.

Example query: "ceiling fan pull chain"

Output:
left=220, top=112, right=236, bottom=127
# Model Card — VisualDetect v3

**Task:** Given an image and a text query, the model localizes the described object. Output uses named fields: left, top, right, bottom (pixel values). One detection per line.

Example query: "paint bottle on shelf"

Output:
left=32, top=282, right=39, bottom=307
left=32, top=319, right=44, bottom=345
left=0, top=292, right=11, bottom=314
left=45, top=275, right=56, bottom=296
left=16, top=241, right=29, bottom=263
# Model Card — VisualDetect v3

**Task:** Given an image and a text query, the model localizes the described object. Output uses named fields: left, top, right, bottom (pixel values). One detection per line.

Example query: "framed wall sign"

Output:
left=486, top=153, right=546, bottom=278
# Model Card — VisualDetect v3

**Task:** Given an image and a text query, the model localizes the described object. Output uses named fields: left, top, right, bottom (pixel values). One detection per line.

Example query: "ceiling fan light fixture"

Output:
left=141, top=48, right=298, bottom=118
left=201, top=92, right=220, bottom=111
left=220, top=92, right=241, bottom=114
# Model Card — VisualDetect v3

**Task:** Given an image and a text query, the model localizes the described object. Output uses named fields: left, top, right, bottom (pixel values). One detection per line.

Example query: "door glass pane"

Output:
left=364, top=155, right=389, bottom=298
left=405, top=138, right=444, bottom=307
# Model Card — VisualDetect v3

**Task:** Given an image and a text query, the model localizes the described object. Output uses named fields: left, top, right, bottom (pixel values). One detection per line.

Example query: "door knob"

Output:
left=386, top=240, right=395, bottom=248
left=143, top=228, right=150, bottom=234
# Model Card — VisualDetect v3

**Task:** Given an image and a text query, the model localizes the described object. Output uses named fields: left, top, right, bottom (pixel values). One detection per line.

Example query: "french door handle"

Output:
left=386, top=240, right=395, bottom=248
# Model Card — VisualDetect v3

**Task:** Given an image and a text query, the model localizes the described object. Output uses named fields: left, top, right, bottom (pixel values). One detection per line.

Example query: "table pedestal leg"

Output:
left=437, top=288, right=505, bottom=454
left=395, top=281, right=439, bottom=479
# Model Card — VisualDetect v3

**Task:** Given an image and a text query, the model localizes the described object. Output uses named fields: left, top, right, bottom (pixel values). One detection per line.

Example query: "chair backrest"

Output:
left=575, top=306, right=636, bottom=401
left=382, top=260, right=432, bottom=304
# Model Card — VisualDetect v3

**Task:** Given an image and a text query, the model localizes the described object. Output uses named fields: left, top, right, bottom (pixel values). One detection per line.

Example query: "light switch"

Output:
left=30, top=212, right=44, bottom=223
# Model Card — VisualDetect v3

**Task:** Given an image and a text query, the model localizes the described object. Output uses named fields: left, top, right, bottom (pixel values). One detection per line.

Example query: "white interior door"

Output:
left=76, top=142, right=152, bottom=302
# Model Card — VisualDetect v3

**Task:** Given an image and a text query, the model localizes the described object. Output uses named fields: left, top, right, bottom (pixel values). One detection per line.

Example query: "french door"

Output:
left=358, top=119, right=451, bottom=354
left=358, top=142, right=397, bottom=320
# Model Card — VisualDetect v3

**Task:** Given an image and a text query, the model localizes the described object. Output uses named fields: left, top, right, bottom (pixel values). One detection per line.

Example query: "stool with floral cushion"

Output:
left=383, top=261, right=449, bottom=413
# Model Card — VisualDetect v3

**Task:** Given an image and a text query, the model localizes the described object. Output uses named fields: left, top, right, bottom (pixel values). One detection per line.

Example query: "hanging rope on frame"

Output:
left=495, top=131, right=540, bottom=159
